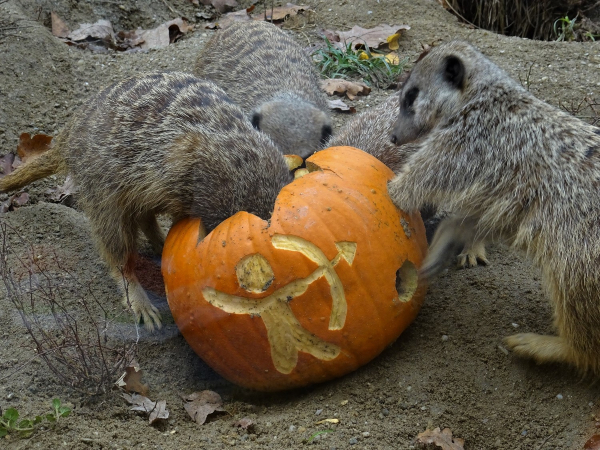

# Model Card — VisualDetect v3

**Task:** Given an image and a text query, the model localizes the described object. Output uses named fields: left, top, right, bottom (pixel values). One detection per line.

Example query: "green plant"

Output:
left=554, top=15, right=578, bottom=41
left=308, top=429, right=334, bottom=443
left=0, top=400, right=72, bottom=439
left=312, top=38, right=407, bottom=88
left=46, top=399, right=71, bottom=423
left=0, top=407, right=43, bottom=438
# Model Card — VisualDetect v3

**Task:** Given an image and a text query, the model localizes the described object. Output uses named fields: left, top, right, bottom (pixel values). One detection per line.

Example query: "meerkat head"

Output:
left=251, top=92, right=333, bottom=159
left=391, top=41, right=482, bottom=146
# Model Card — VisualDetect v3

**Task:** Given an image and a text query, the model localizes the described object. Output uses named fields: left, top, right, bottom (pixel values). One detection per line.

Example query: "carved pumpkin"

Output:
left=162, top=146, right=427, bottom=391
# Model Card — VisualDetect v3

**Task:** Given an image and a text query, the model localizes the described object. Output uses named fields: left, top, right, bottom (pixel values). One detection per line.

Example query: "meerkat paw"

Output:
left=504, top=333, right=574, bottom=365
left=457, top=240, right=489, bottom=269
left=124, top=282, right=162, bottom=331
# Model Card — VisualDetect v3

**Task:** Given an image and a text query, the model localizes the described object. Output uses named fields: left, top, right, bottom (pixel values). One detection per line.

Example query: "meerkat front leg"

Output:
left=420, top=215, right=479, bottom=278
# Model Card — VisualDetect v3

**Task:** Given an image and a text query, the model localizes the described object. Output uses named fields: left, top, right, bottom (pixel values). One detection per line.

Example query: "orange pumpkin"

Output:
left=162, top=146, right=427, bottom=391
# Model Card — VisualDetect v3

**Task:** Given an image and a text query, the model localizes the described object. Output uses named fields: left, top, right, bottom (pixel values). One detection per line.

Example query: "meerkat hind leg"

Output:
left=112, top=257, right=162, bottom=331
left=504, top=333, right=575, bottom=366
left=457, top=239, right=489, bottom=269
left=139, top=213, right=166, bottom=255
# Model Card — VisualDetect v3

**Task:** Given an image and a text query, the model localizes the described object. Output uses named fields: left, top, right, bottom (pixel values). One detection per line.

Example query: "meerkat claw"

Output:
left=457, top=240, right=490, bottom=269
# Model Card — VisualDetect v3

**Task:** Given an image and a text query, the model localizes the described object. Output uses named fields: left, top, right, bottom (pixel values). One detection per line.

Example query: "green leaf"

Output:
left=0, top=428, right=7, bottom=437
left=58, top=407, right=71, bottom=417
left=52, top=399, right=61, bottom=410
left=33, top=416, right=43, bottom=425
left=46, top=414, right=56, bottom=422
left=4, top=408, right=19, bottom=422
left=18, top=419, right=33, bottom=429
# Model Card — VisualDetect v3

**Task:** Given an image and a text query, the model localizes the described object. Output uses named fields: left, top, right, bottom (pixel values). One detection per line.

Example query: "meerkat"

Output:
left=327, top=93, right=489, bottom=266
left=388, top=40, right=600, bottom=376
left=194, top=21, right=332, bottom=159
left=0, top=72, right=294, bottom=331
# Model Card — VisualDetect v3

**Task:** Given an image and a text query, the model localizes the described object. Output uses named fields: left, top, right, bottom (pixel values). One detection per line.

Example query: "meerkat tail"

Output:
left=0, top=146, right=64, bottom=193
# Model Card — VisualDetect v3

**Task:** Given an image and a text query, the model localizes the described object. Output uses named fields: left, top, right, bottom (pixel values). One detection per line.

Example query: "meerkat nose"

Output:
left=390, top=134, right=398, bottom=145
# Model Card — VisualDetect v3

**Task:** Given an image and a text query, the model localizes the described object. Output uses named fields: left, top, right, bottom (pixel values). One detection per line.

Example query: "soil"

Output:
left=1, top=0, right=599, bottom=449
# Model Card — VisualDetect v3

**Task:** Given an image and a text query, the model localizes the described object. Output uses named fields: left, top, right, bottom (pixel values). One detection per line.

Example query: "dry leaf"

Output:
left=51, top=12, right=70, bottom=38
left=123, top=365, right=149, bottom=396
left=233, top=417, right=254, bottom=429
left=47, top=175, right=77, bottom=205
left=327, top=99, right=356, bottom=113
left=68, top=19, right=114, bottom=42
left=207, top=8, right=252, bottom=29
left=321, top=79, right=371, bottom=100
left=0, top=192, right=30, bottom=213
left=122, top=393, right=169, bottom=424
left=182, top=390, right=225, bottom=425
left=415, top=427, right=465, bottom=450
left=257, top=3, right=310, bottom=22
left=137, top=18, right=193, bottom=50
left=17, top=133, right=53, bottom=164
left=315, top=418, right=339, bottom=425
left=210, top=0, right=239, bottom=13
left=585, top=435, right=600, bottom=450
left=327, top=24, right=410, bottom=51
left=0, top=153, right=15, bottom=177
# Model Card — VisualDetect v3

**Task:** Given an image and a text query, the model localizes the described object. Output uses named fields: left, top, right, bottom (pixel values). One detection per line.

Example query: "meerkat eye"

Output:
left=402, top=87, right=419, bottom=111
left=251, top=112, right=261, bottom=130
left=320, top=124, right=333, bottom=145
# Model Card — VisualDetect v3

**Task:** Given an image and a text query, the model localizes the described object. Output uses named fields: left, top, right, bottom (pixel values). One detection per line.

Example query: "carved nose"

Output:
left=390, top=134, right=398, bottom=145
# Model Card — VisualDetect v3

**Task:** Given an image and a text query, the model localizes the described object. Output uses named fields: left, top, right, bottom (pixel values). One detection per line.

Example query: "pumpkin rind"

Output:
left=162, top=146, right=427, bottom=391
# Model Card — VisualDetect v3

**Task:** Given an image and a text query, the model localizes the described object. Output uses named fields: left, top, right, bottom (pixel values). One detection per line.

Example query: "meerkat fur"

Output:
left=328, top=93, right=489, bottom=267
left=194, top=21, right=332, bottom=159
left=388, top=40, right=600, bottom=376
left=0, top=72, right=293, bottom=331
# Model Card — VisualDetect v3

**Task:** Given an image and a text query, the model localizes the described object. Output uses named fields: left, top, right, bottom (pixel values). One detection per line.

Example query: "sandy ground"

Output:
left=0, top=0, right=599, bottom=449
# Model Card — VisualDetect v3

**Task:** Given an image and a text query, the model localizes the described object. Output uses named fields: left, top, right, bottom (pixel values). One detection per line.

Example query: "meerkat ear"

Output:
left=444, top=56, right=465, bottom=89
left=251, top=112, right=261, bottom=130
left=320, top=124, right=333, bottom=145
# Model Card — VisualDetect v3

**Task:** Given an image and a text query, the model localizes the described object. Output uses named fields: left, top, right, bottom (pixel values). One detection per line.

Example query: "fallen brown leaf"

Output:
left=137, top=18, right=193, bottom=50
left=585, top=435, right=600, bottom=450
left=233, top=417, right=254, bottom=429
left=256, top=3, right=310, bottom=22
left=182, top=390, right=225, bottom=425
left=50, top=12, right=69, bottom=38
left=0, top=153, right=15, bottom=177
left=327, top=99, right=356, bottom=113
left=17, top=133, right=53, bottom=164
left=321, top=79, right=371, bottom=100
left=46, top=175, right=77, bottom=205
left=206, top=8, right=252, bottom=29
left=123, top=365, right=149, bottom=396
left=0, top=192, right=30, bottom=213
left=415, top=427, right=465, bottom=450
left=203, top=0, right=238, bottom=14
left=68, top=19, right=114, bottom=42
left=327, top=24, right=410, bottom=51
left=122, top=393, right=169, bottom=424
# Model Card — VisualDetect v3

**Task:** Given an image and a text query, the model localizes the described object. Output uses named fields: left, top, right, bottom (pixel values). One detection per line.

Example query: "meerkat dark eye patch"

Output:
left=320, top=124, right=333, bottom=145
left=402, top=87, right=419, bottom=111
left=251, top=112, right=261, bottom=130
left=444, top=55, right=465, bottom=89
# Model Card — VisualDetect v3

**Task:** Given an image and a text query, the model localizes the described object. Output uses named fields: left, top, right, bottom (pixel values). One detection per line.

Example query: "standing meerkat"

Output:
left=194, top=21, right=332, bottom=159
left=0, top=72, right=294, bottom=331
left=327, top=93, right=489, bottom=267
left=388, top=40, right=600, bottom=376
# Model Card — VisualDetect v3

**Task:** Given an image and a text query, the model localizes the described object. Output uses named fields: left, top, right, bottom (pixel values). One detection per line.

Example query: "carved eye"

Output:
left=402, top=87, right=419, bottom=111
